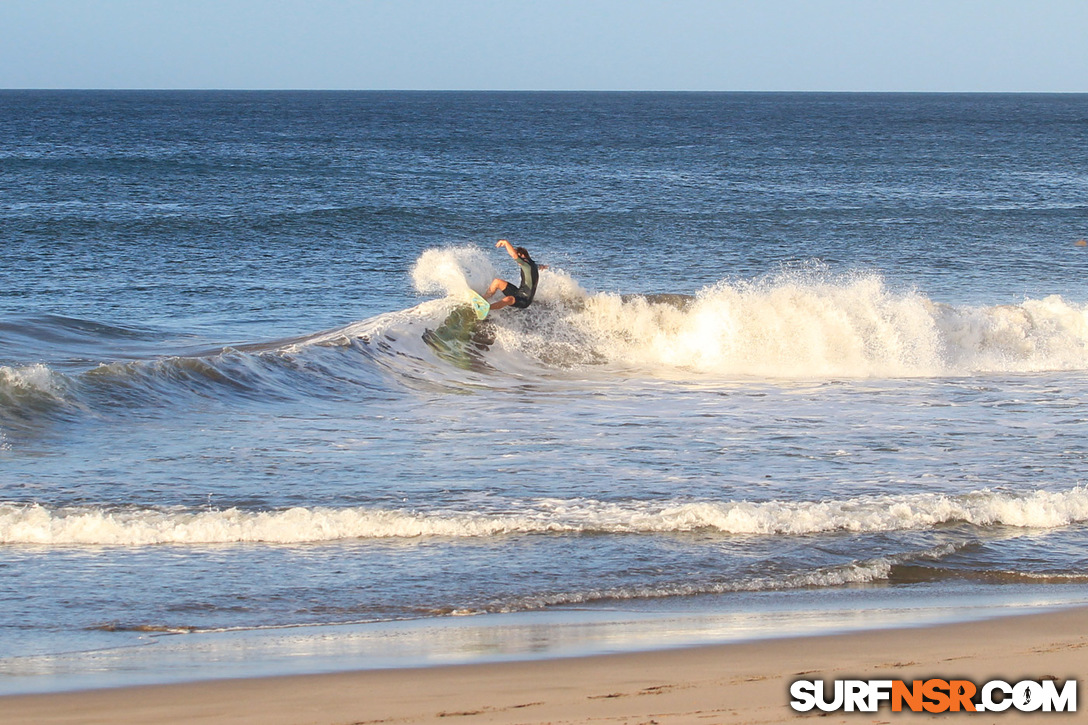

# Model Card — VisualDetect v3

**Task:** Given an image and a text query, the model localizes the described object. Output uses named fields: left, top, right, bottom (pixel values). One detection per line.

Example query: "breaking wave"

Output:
left=3, top=486, right=1085, bottom=546
left=4, top=247, right=1088, bottom=432
left=407, top=246, right=1088, bottom=378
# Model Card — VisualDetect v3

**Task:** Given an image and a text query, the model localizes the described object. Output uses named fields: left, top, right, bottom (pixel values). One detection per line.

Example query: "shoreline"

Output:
left=4, top=585, right=1085, bottom=696
left=3, top=604, right=1084, bottom=724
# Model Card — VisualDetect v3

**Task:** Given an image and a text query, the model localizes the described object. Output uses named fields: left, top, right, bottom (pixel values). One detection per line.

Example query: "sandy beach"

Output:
left=2, top=605, right=1083, bottom=725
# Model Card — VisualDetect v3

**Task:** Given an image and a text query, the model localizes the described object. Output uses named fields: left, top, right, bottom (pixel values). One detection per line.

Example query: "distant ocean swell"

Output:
left=3, top=486, right=1085, bottom=546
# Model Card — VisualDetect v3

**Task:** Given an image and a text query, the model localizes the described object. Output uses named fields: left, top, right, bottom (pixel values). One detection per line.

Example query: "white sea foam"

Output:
left=937, top=295, right=1088, bottom=373
left=405, top=249, right=1088, bottom=378
left=2, top=487, right=1085, bottom=546
left=540, top=276, right=1088, bottom=378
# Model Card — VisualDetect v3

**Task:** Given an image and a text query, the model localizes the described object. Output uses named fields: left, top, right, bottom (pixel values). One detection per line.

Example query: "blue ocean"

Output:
left=2, top=91, right=1088, bottom=693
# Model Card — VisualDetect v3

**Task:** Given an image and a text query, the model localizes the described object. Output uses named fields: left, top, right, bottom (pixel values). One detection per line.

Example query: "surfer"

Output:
left=482, top=239, right=547, bottom=311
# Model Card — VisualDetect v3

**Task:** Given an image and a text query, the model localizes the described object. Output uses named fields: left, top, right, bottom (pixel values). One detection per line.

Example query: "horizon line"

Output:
left=3, top=88, right=1088, bottom=95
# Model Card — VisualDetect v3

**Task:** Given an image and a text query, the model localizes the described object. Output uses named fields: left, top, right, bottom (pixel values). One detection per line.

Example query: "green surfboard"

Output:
left=468, top=291, right=490, bottom=320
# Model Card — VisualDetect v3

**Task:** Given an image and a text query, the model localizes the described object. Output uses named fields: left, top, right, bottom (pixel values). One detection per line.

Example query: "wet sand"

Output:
left=2, top=605, right=1084, bottom=724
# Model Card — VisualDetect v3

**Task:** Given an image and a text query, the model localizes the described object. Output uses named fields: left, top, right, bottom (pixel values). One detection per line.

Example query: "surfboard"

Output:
left=468, top=291, right=490, bottom=320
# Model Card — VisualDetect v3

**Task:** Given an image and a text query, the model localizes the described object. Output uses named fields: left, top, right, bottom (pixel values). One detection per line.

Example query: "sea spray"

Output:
left=411, top=246, right=499, bottom=298
left=410, top=245, right=586, bottom=303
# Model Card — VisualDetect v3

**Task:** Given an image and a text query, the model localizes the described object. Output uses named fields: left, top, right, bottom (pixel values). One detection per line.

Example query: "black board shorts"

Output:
left=501, top=282, right=533, bottom=309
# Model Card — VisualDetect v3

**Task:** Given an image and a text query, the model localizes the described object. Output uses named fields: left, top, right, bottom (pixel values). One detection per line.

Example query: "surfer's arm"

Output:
left=496, top=239, right=518, bottom=259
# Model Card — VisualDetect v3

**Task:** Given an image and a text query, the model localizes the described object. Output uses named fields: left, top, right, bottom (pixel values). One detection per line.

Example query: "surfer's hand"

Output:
left=496, top=239, right=509, bottom=248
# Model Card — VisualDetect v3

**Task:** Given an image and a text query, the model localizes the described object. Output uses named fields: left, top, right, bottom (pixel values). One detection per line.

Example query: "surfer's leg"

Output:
left=484, top=278, right=508, bottom=299
left=490, top=296, right=516, bottom=311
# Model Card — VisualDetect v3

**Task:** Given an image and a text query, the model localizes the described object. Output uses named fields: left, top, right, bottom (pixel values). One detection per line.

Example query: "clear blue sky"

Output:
left=2, top=0, right=1086, bottom=91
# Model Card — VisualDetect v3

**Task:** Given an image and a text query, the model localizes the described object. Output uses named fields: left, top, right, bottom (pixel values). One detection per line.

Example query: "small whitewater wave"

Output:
left=489, top=550, right=956, bottom=614
left=445, top=543, right=977, bottom=615
left=68, top=548, right=955, bottom=624
left=441, top=559, right=900, bottom=616
left=3, top=487, right=1085, bottom=546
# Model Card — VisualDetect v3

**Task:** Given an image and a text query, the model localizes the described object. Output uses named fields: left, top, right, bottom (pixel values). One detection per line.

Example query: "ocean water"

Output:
left=2, top=91, right=1088, bottom=692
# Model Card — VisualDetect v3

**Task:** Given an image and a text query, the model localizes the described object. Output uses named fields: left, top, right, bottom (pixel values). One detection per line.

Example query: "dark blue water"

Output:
left=5, top=92, right=1086, bottom=333
left=2, top=91, right=1088, bottom=692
